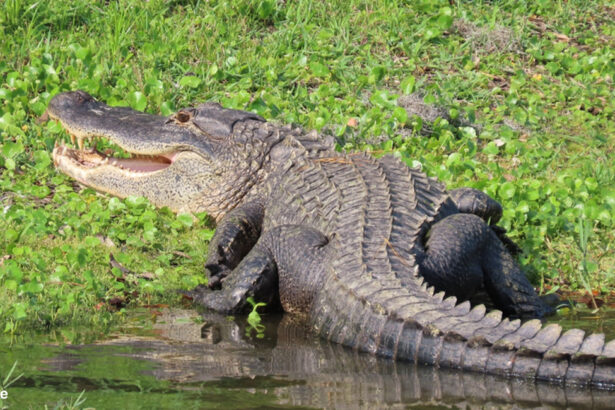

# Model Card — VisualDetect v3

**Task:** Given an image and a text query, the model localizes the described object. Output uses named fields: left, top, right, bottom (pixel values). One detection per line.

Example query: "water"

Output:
left=1, top=308, right=614, bottom=409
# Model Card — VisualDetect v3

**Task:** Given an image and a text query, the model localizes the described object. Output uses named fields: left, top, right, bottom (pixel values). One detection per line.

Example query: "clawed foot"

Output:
left=180, top=264, right=244, bottom=314
left=185, top=284, right=241, bottom=314
left=509, top=299, right=557, bottom=319
left=180, top=284, right=209, bottom=302
left=205, top=264, right=232, bottom=290
left=540, top=293, right=574, bottom=311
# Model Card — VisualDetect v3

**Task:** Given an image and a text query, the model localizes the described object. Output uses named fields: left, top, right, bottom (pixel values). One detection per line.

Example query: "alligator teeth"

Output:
left=77, top=136, right=84, bottom=150
left=70, top=134, right=76, bottom=145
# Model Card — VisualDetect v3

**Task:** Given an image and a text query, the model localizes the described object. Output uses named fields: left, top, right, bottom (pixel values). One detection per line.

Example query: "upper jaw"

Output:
left=47, top=93, right=186, bottom=158
left=47, top=98, right=182, bottom=177
left=46, top=91, right=198, bottom=176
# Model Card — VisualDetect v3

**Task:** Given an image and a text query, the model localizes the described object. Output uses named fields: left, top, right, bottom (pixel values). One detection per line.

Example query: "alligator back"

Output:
left=262, top=145, right=615, bottom=388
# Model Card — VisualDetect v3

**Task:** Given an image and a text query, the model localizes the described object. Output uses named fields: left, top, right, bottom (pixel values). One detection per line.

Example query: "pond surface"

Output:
left=1, top=308, right=615, bottom=409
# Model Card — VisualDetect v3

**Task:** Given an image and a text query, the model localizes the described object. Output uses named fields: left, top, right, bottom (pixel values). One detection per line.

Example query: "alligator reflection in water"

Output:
left=42, top=309, right=615, bottom=409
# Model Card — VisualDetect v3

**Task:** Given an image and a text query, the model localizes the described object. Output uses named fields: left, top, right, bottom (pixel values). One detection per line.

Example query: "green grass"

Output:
left=1, top=0, right=614, bottom=331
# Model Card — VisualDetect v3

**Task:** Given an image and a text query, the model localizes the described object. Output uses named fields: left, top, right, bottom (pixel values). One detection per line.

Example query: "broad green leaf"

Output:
left=12, top=303, right=27, bottom=321
left=370, top=89, right=397, bottom=109
left=460, top=127, right=477, bottom=139
left=392, top=106, right=408, bottom=124
left=33, top=150, right=51, bottom=170
left=482, top=141, right=499, bottom=155
left=257, top=0, right=275, bottom=19
left=436, top=13, right=453, bottom=30
left=128, top=91, right=147, bottom=111
left=4, top=157, right=15, bottom=170
left=108, top=197, right=126, bottom=211
left=499, top=181, right=516, bottom=200
left=310, top=61, right=330, bottom=78
left=368, top=66, right=386, bottom=84
left=160, top=101, right=175, bottom=116
left=424, top=27, right=441, bottom=40
left=2, top=141, right=24, bottom=158
left=177, top=213, right=194, bottom=228
left=208, top=64, right=219, bottom=77
left=400, top=75, right=416, bottom=94
left=179, top=75, right=202, bottom=88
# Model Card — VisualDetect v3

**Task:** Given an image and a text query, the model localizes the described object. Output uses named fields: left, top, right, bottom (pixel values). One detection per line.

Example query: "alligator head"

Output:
left=48, top=90, right=274, bottom=219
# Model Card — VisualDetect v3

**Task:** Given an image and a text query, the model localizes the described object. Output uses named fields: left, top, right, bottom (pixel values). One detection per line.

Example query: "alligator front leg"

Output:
left=205, top=201, right=264, bottom=289
left=193, top=240, right=279, bottom=313
left=192, top=225, right=330, bottom=315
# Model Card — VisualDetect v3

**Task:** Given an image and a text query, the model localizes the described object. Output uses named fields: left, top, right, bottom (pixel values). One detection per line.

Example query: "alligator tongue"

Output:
left=59, top=145, right=176, bottom=172
left=112, top=157, right=171, bottom=172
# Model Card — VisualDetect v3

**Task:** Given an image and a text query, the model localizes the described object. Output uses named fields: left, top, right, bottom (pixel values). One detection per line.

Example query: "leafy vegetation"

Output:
left=246, top=296, right=267, bottom=338
left=1, top=0, right=614, bottom=331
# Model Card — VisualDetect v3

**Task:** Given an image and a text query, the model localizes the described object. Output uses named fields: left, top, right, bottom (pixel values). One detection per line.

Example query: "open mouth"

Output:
left=51, top=127, right=177, bottom=174
left=53, top=142, right=176, bottom=173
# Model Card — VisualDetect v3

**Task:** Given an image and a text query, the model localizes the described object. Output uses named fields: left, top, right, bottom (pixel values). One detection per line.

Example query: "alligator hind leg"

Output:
left=418, top=213, right=554, bottom=318
left=192, top=225, right=330, bottom=315
left=449, top=187, right=521, bottom=255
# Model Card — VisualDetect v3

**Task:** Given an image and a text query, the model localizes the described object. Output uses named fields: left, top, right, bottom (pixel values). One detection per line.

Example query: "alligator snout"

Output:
left=48, top=90, right=95, bottom=113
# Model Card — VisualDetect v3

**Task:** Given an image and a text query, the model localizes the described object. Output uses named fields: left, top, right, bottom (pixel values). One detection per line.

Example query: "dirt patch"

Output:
left=397, top=92, right=480, bottom=137
left=452, top=19, right=522, bottom=55
left=397, top=93, right=451, bottom=125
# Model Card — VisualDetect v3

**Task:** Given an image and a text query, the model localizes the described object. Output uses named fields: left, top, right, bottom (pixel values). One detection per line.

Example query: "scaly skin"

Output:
left=47, top=91, right=615, bottom=388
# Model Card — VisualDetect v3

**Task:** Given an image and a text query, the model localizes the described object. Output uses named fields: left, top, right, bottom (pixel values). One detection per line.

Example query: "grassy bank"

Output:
left=1, top=0, right=614, bottom=332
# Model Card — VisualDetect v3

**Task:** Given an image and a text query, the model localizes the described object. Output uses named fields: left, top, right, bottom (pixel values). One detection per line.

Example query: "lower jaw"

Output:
left=52, top=147, right=102, bottom=184
left=52, top=145, right=172, bottom=175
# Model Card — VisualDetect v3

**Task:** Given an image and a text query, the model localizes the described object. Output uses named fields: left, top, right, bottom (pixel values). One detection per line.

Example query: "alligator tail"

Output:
left=311, top=274, right=615, bottom=388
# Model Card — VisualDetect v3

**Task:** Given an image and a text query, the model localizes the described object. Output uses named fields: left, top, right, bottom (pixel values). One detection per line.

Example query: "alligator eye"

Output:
left=176, top=112, right=190, bottom=122
left=175, top=110, right=192, bottom=123
left=75, top=91, right=93, bottom=104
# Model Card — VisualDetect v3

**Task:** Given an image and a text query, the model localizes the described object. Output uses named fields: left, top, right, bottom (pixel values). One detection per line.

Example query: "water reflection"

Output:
left=41, top=309, right=614, bottom=409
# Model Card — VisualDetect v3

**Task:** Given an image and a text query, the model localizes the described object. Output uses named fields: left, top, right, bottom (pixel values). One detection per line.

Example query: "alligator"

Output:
left=47, top=90, right=615, bottom=388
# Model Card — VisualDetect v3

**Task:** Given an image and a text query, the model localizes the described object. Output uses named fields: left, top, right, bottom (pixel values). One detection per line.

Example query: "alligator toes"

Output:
left=510, top=301, right=556, bottom=319
left=539, top=293, right=573, bottom=311
left=189, top=285, right=238, bottom=314
left=181, top=284, right=209, bottom=300
left=207, top=275, right=222, bottom=290
left=201, top=293, right=234, bottom=313
left=205, top=265, right=232, bottom=290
